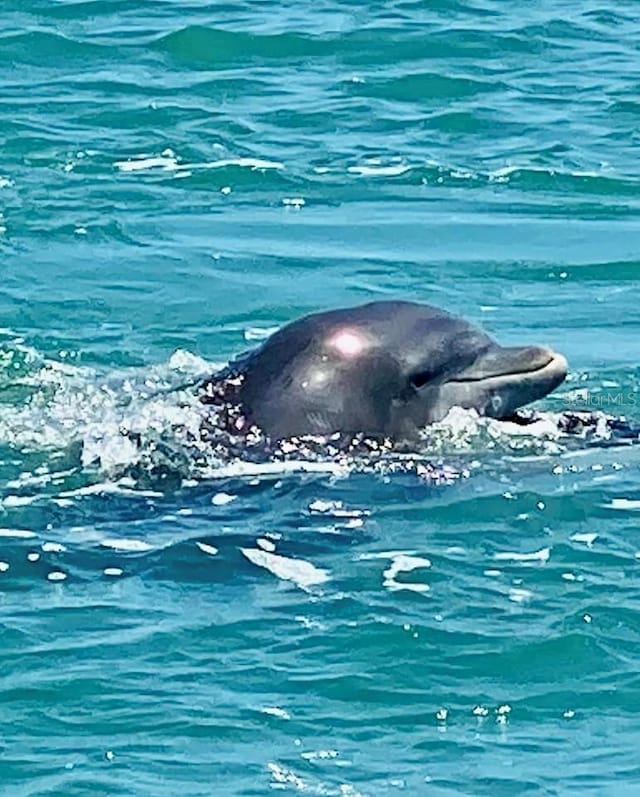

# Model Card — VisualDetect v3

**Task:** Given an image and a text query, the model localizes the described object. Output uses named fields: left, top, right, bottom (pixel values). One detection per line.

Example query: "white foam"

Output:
left=571, top=169, right=605, bottom=178
left=100, top=538, right=153, bottom=552
left=309, top=499, right=340, bottom=514
left=494, top=548, right=550, bottom=563
left=358, top=549, right=416, bottom=561
left=104, top=567, right=124, bottom=577
left=0, top=528, right=36, bottom=539
left=309, top=499, right=368, bottom=518
left=606, top=499, right=640, bottom=510
left=508, top=587, right=533, bottom=603
left=489, top=164, right=522, bottom=179
left=211, top=460, right=350, bottom=480
left=2, top=494, right=41, bottom=507
left=268, top=763, right=307, bottom=790
left=300, top=749, right=339, bottom=761
left=260, top=706, right=291, bottom=720
left=385, top=580, right=430, bottom=594
left=383, top=554, right=431, bottom=594
left=196, top=541, right=219, bottom=557
left=59, top=482, right=163, bottom=499
left=487, top=163, right=619, bottom=184
left=241, top=547, right=329, bottom=589
left=115, top=155, right=283, bottom=174
left=570, top=532, right=598, bottom=547
left=115, top=155, right=179, bottom=172
left=201, top=157, right=283, bottom=170
left=451, top=168, right=474, bottom=179
left=41, top=542, right=67, bottom=553
left=257, top=537, right=276, bottom=552
left=211, top=492, right=236, bottom=506
left=6, top=467, right=76, bottom=490
left=348, top=164, right=409, bottom=177
left=384, top=554, right=431, bottom=574
left=166, top=349, right=212, bottom=373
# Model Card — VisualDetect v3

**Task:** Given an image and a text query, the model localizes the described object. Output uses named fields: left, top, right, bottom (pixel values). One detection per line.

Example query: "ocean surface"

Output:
left=2, top=1, right=640, bottom=794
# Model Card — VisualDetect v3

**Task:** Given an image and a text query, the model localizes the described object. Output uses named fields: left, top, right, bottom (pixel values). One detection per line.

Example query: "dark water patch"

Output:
left=155, top=25, right=330, bottom=67
left=553, top=260, right=640, bottom=282
left=438, top=259, right=640, bottom=285
left=257, top=107, right=345, bottom=132
left=491, top=167, right=640, bottom=197
left=582, top=7, right=639, bottom=26
left=420, top=109, right=515, bottom=134
left=0, top=30, right=116, bottom=65
left=513, top=18, right=619, bottom=47
left=339, top=28, right=500, bottom=64
left=609, top=98, right=640, bottom=118
left=155, top=22, right=543, bottom=73
left=350, top=72, right=504, bottom=104
left=190, top=75, right=274, bottom=100
left=394, top=0, right=500, bottom=18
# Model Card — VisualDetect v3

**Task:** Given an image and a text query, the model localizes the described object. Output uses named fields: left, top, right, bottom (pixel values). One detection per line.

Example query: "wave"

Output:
left=0, top=30, right=112, bottom=63
left=154, top=23, right=552, bottom=70
left=353, top=72, right=505, bottom=103
left=103, top=143, right=640, bottom=204
left=155, top=25, right=330, bottom=66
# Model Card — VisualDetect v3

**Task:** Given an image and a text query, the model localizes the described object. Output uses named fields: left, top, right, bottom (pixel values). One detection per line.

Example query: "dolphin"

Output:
left=200, top=300, right=568, bottom=441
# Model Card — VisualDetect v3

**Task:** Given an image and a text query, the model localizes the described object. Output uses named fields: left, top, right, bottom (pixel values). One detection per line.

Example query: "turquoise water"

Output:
left=2, top=1, right=640, bottom=794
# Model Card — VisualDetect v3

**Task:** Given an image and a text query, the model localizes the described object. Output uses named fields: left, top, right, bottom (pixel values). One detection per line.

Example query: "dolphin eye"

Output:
left=409, top=367, right=440, bottom=390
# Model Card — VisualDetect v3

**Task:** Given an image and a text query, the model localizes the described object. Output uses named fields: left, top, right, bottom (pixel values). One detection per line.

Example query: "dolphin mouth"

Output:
left=451, top=346, right=567, bottom=385
left=445, top=345, right=568, bottom=417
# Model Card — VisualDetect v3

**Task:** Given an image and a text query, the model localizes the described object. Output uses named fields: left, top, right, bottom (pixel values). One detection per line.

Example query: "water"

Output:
left=2, top=1, right=640, bottom=794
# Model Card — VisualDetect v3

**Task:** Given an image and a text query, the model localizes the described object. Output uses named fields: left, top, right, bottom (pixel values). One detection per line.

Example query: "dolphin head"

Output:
left=231, top=300, right=568, bottom=440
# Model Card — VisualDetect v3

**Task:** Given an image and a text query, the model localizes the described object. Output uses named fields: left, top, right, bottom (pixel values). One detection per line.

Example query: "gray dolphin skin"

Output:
left=211, top=300, right=568, bottom=441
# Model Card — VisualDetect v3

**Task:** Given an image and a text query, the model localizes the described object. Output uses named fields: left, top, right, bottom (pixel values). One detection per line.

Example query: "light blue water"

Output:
left=2, top=2, right=640, bottom=794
